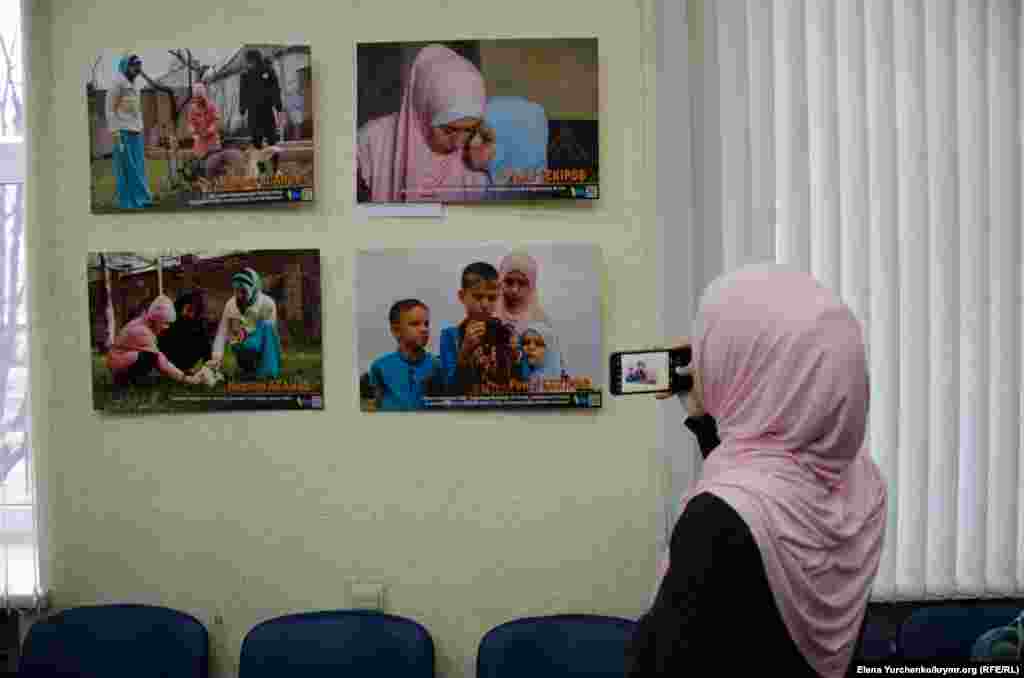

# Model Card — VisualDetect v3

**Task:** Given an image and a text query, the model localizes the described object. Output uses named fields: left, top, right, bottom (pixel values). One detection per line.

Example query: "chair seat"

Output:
left=18, top=604, right=209, bottom=678
left=898, top=603, right=1022, bottom=662
left=239, top=609, right=434, bottom=677
left=477, top=614, right=637, bottom=678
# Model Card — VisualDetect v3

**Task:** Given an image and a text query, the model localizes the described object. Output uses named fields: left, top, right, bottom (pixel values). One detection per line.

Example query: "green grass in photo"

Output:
left=91, top=347, right=324, bottom=415
left=90, top=156, right=173, bottom=213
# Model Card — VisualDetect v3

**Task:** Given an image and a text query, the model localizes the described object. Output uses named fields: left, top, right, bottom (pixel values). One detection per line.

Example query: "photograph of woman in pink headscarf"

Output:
left=356, top=242, right=602, bottom=411
left=356, top=39, right=599, bottom=204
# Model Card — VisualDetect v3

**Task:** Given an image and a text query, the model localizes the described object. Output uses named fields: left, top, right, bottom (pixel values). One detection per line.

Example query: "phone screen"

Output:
left=619, top=351, right=670, bottom=393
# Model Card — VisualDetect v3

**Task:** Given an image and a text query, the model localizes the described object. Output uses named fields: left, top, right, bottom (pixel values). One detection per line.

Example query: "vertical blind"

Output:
left=681, top=0, right=1023, bottom=600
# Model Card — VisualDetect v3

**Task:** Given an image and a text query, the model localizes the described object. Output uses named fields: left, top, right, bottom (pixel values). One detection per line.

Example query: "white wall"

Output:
left=29, top=1, right=675, bottom=677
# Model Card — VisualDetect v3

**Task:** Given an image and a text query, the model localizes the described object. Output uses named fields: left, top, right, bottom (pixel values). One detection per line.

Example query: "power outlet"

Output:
left=348, top=581, right=386, bottom=611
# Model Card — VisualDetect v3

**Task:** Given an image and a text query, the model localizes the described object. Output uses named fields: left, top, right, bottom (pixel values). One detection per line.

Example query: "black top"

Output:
left=625, top=414, right=864, bottom=678
left=158, top=319, right=212, bottom=373
left=240, top=65, right=283, bottom=117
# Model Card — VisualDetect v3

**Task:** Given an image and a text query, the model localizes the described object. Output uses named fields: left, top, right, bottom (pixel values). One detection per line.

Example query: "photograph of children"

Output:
left=356, top=242, right=603, bottom=412
left=356, top=38, right=598, bottom=204
left=86, top=45, right=314, bottom=213
left=87, top=250, right=324, bottom=414
left=620, top=352, right=669, bottom=393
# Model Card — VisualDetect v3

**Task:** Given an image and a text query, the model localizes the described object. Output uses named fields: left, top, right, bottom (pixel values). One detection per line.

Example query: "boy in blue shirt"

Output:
left=368, top=299, right=442, bottom=411
left=439, top=262, right=521, bottom=395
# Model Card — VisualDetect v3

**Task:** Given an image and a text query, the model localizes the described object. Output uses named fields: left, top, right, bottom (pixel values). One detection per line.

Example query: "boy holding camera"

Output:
left=439, top=262, right=522, bottom=396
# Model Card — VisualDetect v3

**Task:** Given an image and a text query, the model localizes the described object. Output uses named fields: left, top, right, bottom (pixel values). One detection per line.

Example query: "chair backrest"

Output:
left=898, top=603, right=1022, bottom=661
left=856, top=620, right=896, bottom=663
left=18, top=603, right=209, bottom=678
left=238, top=609, right=434, bottom=678
left=477, top=614, right=637, bottom=678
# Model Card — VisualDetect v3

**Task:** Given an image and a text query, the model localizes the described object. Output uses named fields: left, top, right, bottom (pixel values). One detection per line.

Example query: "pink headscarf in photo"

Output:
left=107, top=295, right=177, bottom=371
left=146, top=295, right=176, bottom=325
left=671, top=262, right=887, bottom=678
left=496, top=250, right=551, bottom=334
left=189, top=82, right=221, bottom=157
left=357, top=44, right=489, bottom=202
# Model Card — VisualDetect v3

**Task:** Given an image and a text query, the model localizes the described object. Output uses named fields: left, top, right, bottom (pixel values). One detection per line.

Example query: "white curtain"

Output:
left=666, top=0, right=1024, bottom=600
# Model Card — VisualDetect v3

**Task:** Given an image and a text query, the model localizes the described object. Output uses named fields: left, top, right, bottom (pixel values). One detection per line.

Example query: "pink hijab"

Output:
left=673, top=263, right=887, bottom=678
left=496, top=250, right=551, bottom=333
left=357, top=45, right=488, bottom=202
left=107, top=296, right=176, bottom=370
left=189, top=83, right=221, bottom=157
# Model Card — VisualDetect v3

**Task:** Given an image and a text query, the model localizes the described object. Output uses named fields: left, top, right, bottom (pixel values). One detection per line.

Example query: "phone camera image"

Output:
left=620, top=352, right=670, bottom=393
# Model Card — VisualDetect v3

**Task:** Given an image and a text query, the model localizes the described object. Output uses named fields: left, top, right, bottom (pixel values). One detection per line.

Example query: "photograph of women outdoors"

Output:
left=356, top=38, right=598, bottom=203
left=356, top=242, right=602, bottom=412
left=87, top=250, right=324, bottom=414
left=86, top=45, right=314, bottom=213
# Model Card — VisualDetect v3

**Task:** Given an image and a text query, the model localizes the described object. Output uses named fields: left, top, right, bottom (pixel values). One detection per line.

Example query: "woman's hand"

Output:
left=464, top=123, right=497, bottom=171
left=655, top=338, right=705, bottom=418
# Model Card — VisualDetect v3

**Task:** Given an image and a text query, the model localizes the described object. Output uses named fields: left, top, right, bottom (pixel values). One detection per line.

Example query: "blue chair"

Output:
left=477, top=614, right=637, bottom=678
left=898, top=603, right=1022, bottom=661
left=18, top=603, right=209, bottom=677
left=239, top=609, right=434, bottom=677
left=856, top=619, right=896, bottom=663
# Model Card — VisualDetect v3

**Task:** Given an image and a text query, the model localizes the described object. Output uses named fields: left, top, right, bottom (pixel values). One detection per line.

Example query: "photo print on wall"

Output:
left=86, top=45, right=314, bottom=213
left=356, top=242, right=603, bottom=412
left=88, top=250, right=324, bottom=414
left=356, top=38, right=599, bottom=204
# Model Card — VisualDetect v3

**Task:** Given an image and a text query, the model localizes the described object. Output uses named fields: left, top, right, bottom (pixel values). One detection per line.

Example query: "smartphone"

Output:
left=609, top=347, right=693, bottom=396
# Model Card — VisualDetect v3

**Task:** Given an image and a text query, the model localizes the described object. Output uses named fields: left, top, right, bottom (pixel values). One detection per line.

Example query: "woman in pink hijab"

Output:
left=107, top=295, right=201, bottom=387
left=496, top=250, right=567, bottom=374
left=357, top=44, right=491, bottom=203
left=627, top=263, right=887, bottom=678
left=189, top=83, right=222, bottom=158
left=188, top=82, right=239, bottom=180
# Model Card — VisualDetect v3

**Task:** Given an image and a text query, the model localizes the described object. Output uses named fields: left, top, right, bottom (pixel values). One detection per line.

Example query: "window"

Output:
left=0, top=0, right=39, bottom=605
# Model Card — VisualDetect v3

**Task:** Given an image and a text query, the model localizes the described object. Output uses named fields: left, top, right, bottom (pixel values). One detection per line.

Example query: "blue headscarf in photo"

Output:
left=118, top=54, right=140, bottom=79
left=484, top=96, right=549, bottom=184
left=520, top=322, right=563, bottom=380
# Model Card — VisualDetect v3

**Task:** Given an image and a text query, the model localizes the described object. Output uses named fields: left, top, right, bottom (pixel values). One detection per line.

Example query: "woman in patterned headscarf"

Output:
left=107, top=295, right=201, bottom=386
left=210, top=268, right=282, bottom=378
left=188, top=82, right=230, bottom=180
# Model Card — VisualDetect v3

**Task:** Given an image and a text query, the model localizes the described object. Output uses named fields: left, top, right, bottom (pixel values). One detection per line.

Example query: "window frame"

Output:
left=0, top=0, right=46, bottom=610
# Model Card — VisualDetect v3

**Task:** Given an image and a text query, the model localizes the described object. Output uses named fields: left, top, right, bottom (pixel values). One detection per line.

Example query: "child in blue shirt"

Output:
left=368, top=299, right=442, bottom=411
left=439, top=262, right=522, bottom=395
